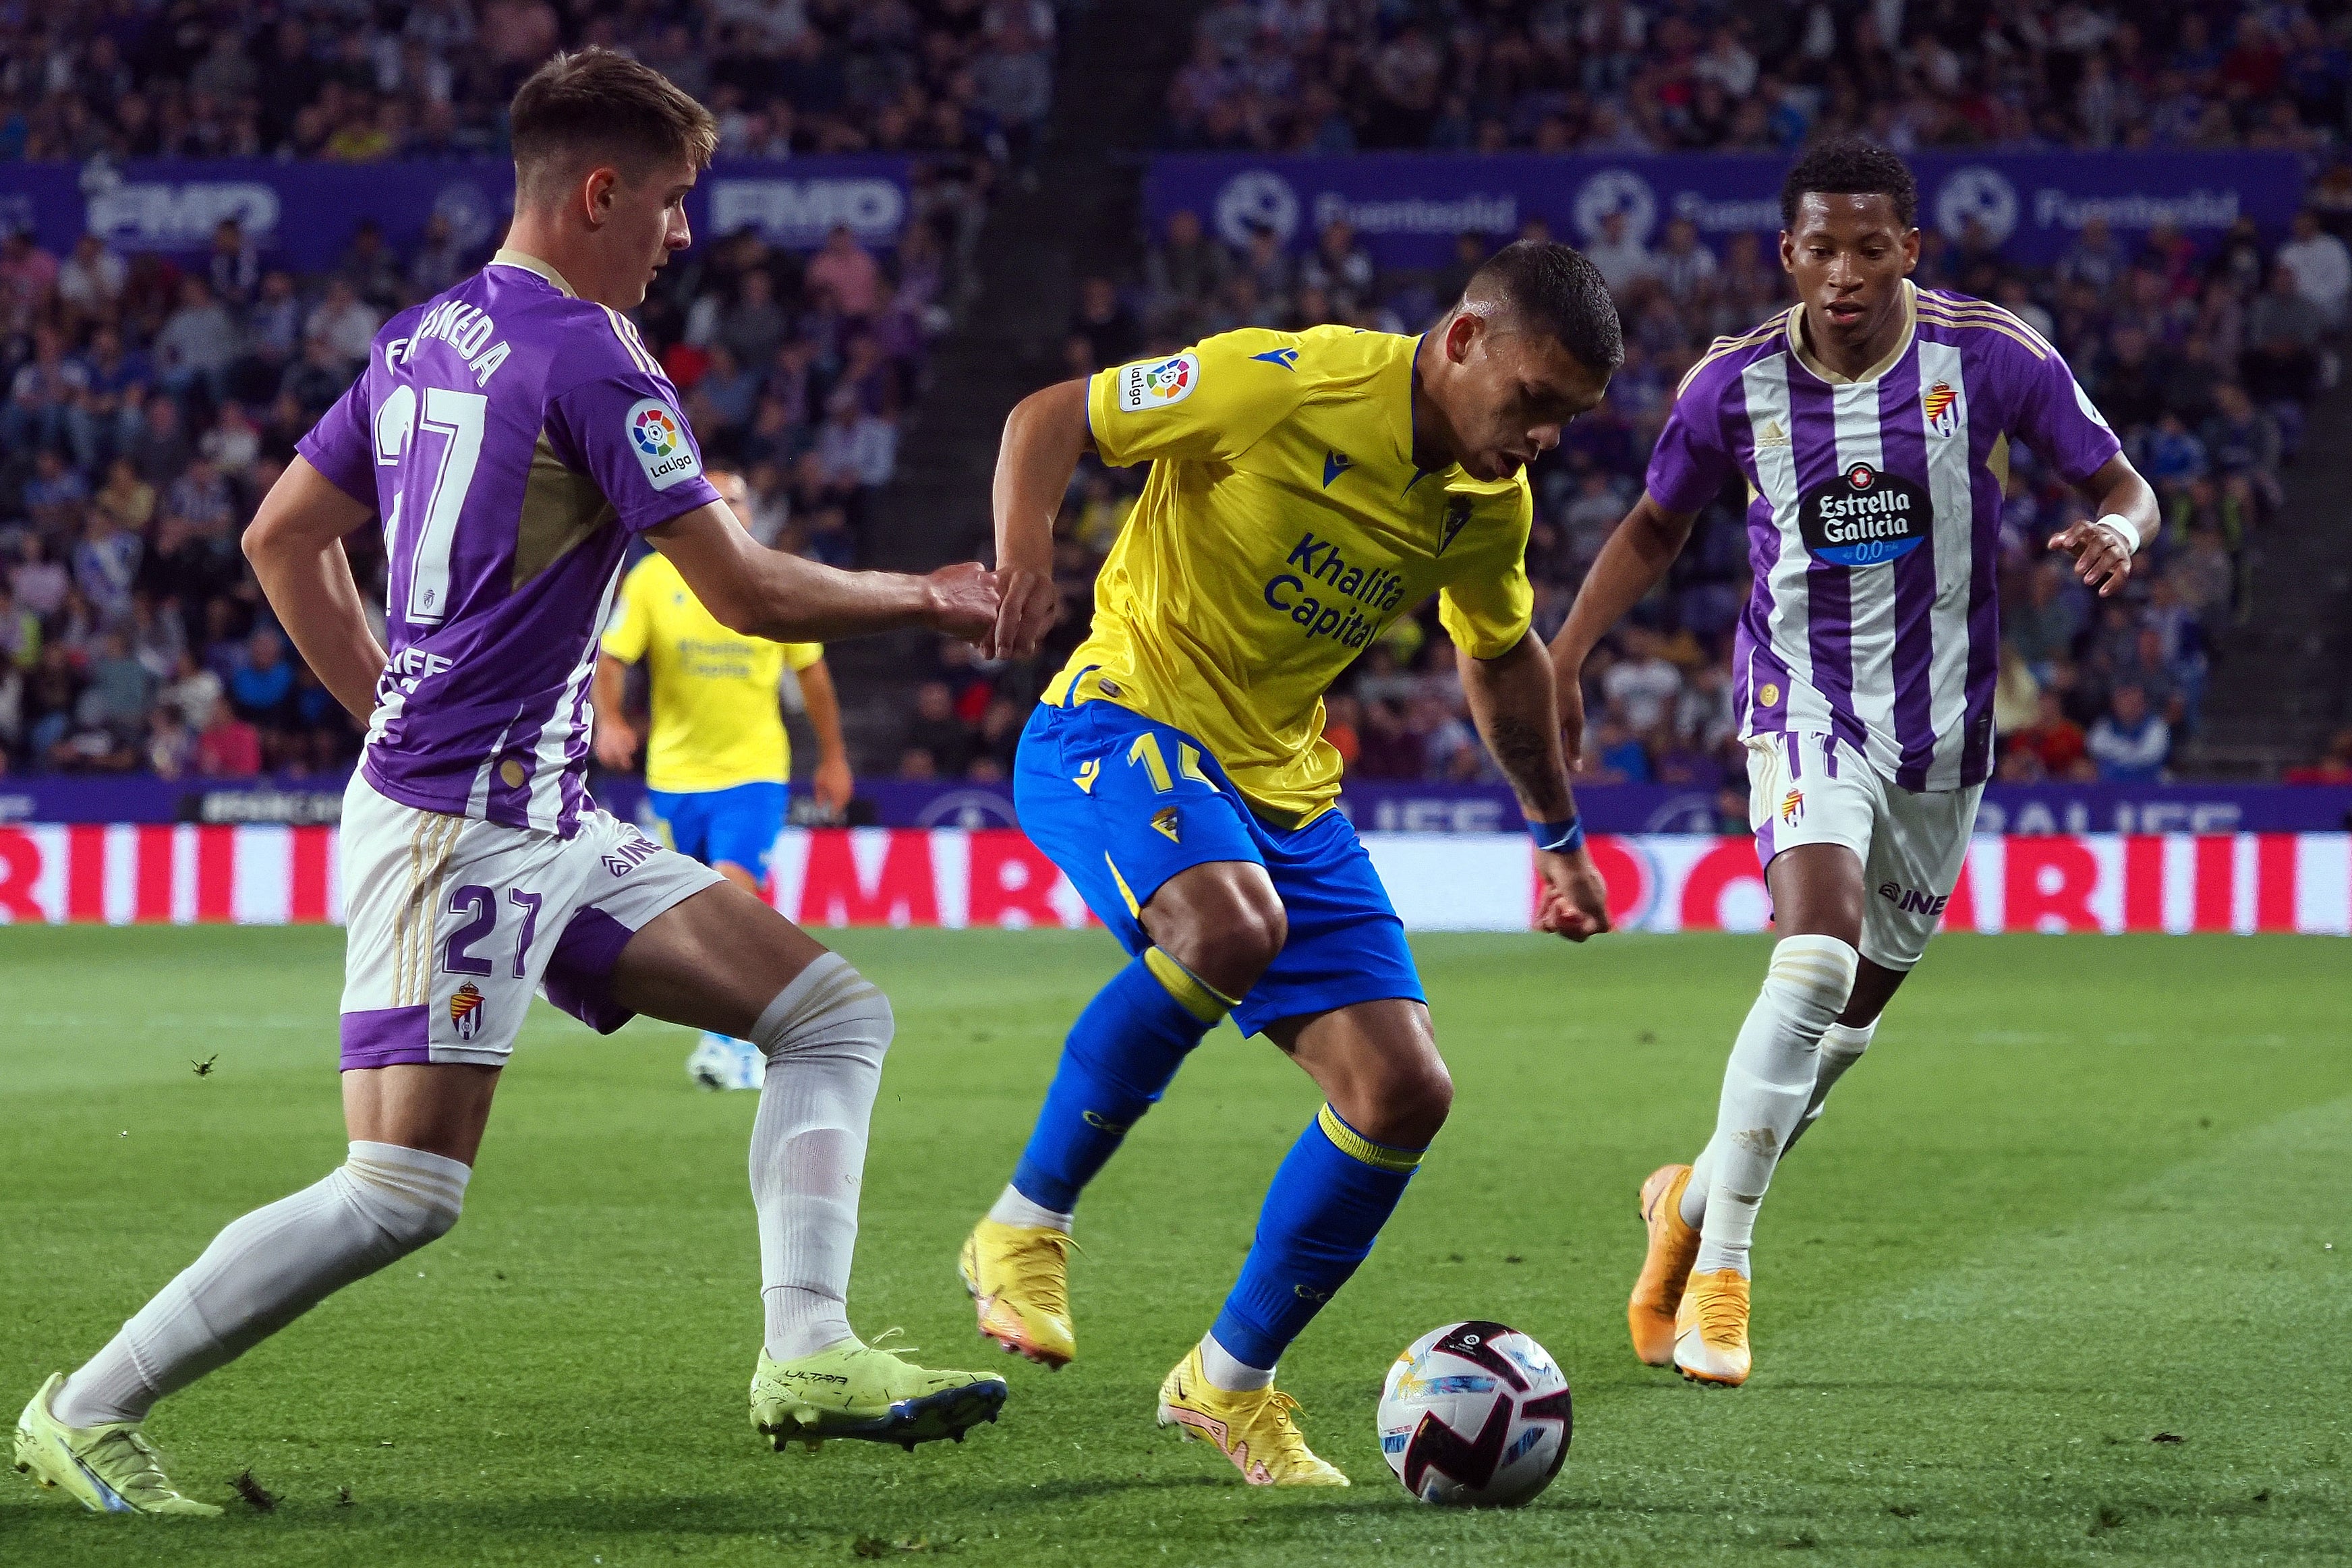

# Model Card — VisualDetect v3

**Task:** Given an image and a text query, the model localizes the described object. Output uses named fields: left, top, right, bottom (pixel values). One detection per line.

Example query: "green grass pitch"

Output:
left=2, top=927, right=2346, bottom=1565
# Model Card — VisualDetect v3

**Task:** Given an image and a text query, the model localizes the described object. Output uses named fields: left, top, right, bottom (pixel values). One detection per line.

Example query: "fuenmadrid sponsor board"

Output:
left=1, top=825, right=2341, bottom=935
left=0, top=156, right=917, bottom=270
left=1144, top=151, right=2303, bottom=269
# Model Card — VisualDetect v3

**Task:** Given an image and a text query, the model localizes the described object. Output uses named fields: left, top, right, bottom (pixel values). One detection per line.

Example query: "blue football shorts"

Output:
left=1012, top=695, right=1423, bottom=1038
left=646, top=780, right=790, bottom=885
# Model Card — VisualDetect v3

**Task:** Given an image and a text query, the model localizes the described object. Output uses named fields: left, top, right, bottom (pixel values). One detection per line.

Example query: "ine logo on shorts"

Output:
left=451, top=982, right=485, bottom=1041
left=627, top=397, right=701, bottom=490
left=1119, top=353, right=1198, bottom=411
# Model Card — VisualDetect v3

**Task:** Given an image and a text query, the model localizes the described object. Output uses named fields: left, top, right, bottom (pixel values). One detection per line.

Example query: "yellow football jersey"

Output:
left=1057, top=325, right=1534, bottom=825
left=601, top=551, right=823, bottom=794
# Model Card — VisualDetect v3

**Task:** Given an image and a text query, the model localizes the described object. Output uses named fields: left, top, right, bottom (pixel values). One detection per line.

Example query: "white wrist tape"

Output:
left=2094, top=512, right=2142, bottom=552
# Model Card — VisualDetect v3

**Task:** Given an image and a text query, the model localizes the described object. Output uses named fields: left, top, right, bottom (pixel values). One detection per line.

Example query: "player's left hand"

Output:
left=924, top=562, right=1002, bottom=641
left=981, top=566, right=1059, bottom=662
left=1535, top=845, right=1612, bottom=943
left=813, top=752, right=853, bottom=816
left=2047, top=519, right=2135, bottom=598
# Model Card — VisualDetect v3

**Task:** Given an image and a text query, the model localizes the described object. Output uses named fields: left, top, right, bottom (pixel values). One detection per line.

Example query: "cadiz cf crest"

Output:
left=1151, top=807, right=1182, bottom=842
left=1779, top=789, right=1805, bottom=828
left=451, top=983, right=485, bottom=1041
left=1439, top=496, right=1472, bottom=555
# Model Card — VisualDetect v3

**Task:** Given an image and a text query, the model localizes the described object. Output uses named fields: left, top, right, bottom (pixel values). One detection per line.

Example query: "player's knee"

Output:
left=1174, top=891, right=1286, bottom=995
left=1341, top=1051, right=1453, bottom=1149
left=751, top=953, right=894, bottom=1065
left=341, top=1142, right=470, bottom=1251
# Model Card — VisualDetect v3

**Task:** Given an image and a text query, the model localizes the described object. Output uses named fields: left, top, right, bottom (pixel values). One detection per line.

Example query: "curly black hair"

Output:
left=1780, top=137, right=1918, bottom=229
left=1465, top=239, right=1626, bottom=374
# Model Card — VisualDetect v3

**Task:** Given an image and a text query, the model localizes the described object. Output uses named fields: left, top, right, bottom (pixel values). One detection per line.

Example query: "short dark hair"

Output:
left=1463, top=239, right=1625, bottom=374
left=1780, top=137, right=1918, bottom=229
left=510, top=48, right=718, bottom=208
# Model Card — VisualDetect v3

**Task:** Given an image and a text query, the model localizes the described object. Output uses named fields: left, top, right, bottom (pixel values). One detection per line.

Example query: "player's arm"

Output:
left=2046, top=451, right=2157, bottom=598
left=987, top=376, right=1091, bottom=662
left=648, top=503, right=997, bottom=643
left=1545, top=492, right=1701, bottom=769
left=590, top=654, right=638, bottom=769
left=988, top=335, right=1307, bottom=660
left=797, top=654, right=854, bottom=813
left=1460, top=631, right=1610, bottom=943
left=243, top=455, right=385, bottom=724
left=2015, top=339, right=2152, bottom=598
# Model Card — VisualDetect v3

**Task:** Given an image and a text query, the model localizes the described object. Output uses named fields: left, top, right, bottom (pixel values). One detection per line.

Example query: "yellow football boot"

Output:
left=1155, top=1346, right=1348, bottom=1487
left=958, top=1219, right=1075, bottom=1368
left=750, top=1335, right=1006, bottom=1452
left=1629, top=1162, right=1701, bottom=1366
left=1673, top=1268, right=1753, bottom=1387
left=13, top=1373, right=221, bottom=1516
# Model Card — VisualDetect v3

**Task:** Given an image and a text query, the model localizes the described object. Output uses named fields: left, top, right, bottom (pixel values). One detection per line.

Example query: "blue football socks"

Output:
left=1008, top=949, right=1234, bottom=1214
left=1209, top=1104, right=1425, bottom=1372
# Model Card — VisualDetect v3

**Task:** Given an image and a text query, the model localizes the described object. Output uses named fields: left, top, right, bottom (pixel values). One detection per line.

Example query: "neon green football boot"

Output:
left=13, top=1373, right=221, bottom=1516
left=750, top=1333, right=1007, bottom=1452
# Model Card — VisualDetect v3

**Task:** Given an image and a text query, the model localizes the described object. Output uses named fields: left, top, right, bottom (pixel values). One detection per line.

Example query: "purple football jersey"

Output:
left=1647, top=284, right=2120, bottom=792
left=299, top=251, right=720, bottom=836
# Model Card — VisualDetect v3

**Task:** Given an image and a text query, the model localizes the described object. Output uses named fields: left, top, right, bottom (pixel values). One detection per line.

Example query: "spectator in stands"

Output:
left=2008, top=691, right=2094, bottom=782
left=1071, top=276, right=1141, bottom=369
left=196, top=694, right=262, bottom=778
left=1601, top=627, right=1682, bottom=736
left=2088, top=685, right=2171, bottom=782
left=805, top=224, right=884, bottom=318
left=154, top=278, right=239, bottom=401
left=228, top=627, right=296, bottom=733
left=1582, top=209, right=1654, bottom=295
left=2278, top=209, right=2352, bottom=327
left=2285, top=729, right=2352, bottom=786
left=1652, top=218, right=1719, bottom=305
left=73, top=508, right=142, bottom=623
left=306, top=279, right=381, bottom=370
left=815, top=391, right=897, bottom=493
left=900, top=679, right=974, bottom=777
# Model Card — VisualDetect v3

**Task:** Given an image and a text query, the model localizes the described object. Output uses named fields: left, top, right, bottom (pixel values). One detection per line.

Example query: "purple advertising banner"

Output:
left=0, top=155, right=917, bottom=272
left=1143, top=150, right=2304, bottom=270
left=6, top=772, right=2347, bottom=836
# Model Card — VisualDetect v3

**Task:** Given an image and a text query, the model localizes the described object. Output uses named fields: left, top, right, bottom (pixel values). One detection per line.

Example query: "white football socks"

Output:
left=749, top=953, right=893, bottom=1363
left=1680, top=1013, right=1881, bottom=1227
left=1691, top=935, right=1858, bottom=1279
left=986, top=1184, right=1074, bottom=1234
left=1780, top=1018, right=1877, bottom=1158
left=1199, top=1331, right=1274, bottom=1392
left=53, top=1141, right=469, bottom=1429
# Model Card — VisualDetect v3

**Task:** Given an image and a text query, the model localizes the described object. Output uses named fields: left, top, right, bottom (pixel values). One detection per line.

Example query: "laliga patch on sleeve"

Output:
left=1118, top=352, right=1200, bottom=412
left=624, top=397, right=701, bottom=490
left=2073, top=376, right=2113, bottom=431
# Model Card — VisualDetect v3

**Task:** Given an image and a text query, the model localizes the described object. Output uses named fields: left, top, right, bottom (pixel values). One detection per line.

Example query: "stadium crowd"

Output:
left=992, top=195, right=2348, bottom=793
left=0, top=2, right=1053, bottom=778
left=0, top=0, right=1058, bottom=171
left=1161, top=0, right=2352, bottom=156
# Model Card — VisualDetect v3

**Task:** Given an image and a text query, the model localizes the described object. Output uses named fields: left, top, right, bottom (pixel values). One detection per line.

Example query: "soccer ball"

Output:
left=1377, top=1320, right=1572, bottom=1507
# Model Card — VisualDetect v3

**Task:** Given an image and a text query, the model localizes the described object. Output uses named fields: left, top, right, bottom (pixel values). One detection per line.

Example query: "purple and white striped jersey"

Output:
left=299, top=250, right=720, bottom=837
left=1647, top=282, right=2120, bottom=792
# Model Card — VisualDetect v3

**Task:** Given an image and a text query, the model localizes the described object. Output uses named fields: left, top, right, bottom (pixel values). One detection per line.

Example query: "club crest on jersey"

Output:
left=1119, top=352, right=1198, bottom=411
left=1151, top=806, right=1182, bottom=842
left=451, top=982, right=484, bottom=1041
left=626, top=398, right=700, bottom=491
left=1798, top=460, right=1930, bottom=566
left=1438, top=496, right=1472, bottom=556
left=1922, top=380, right=1959, bottom=438
left=1780, top=788, right=1804, bottom=827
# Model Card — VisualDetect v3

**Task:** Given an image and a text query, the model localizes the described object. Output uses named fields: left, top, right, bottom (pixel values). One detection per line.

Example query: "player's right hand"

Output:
left=1536, top=844, right=1612, bottom=942
left=981, top=565, right=1060, bottom=662
left=592, top=718, right=639, bottom=770
left=924, top=562, right=1002, bottom=641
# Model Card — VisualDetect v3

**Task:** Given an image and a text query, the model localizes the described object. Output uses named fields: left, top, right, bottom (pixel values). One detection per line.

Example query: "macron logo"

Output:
left=1251, top=347, right=1299, bottom=370
left=1322, top=450, right=1353, bottom=488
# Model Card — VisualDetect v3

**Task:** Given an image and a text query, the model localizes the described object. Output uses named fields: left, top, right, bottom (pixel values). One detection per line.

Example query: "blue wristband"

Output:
left=1529, top=815, right=1584, bottom=853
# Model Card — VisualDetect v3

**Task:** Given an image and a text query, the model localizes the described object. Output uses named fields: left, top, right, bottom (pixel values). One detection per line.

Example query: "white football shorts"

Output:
left=1744, top=730, right=1983, bottom=970
left=337, top=769, right=724, bottom=1070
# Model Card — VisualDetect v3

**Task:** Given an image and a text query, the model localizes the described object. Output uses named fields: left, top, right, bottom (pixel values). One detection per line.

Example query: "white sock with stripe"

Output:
left=53, top=1142, right=469, bottom=1428
left=1692, top=935, right=1858, bottom=1279
left=1682, top=1014, right=1879, bottom=1226
left=749, top=954, right=893, bottom=1363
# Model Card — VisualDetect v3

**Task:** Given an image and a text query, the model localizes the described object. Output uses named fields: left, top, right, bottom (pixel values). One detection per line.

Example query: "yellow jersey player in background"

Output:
left=960, top=240, right=1621, bottom=1485
left=595, top=469, right=855, bottom=1090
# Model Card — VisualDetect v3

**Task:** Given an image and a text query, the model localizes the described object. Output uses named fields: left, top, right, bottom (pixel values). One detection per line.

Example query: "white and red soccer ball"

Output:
left=1377, top=1320, right=1573, bottom=1507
